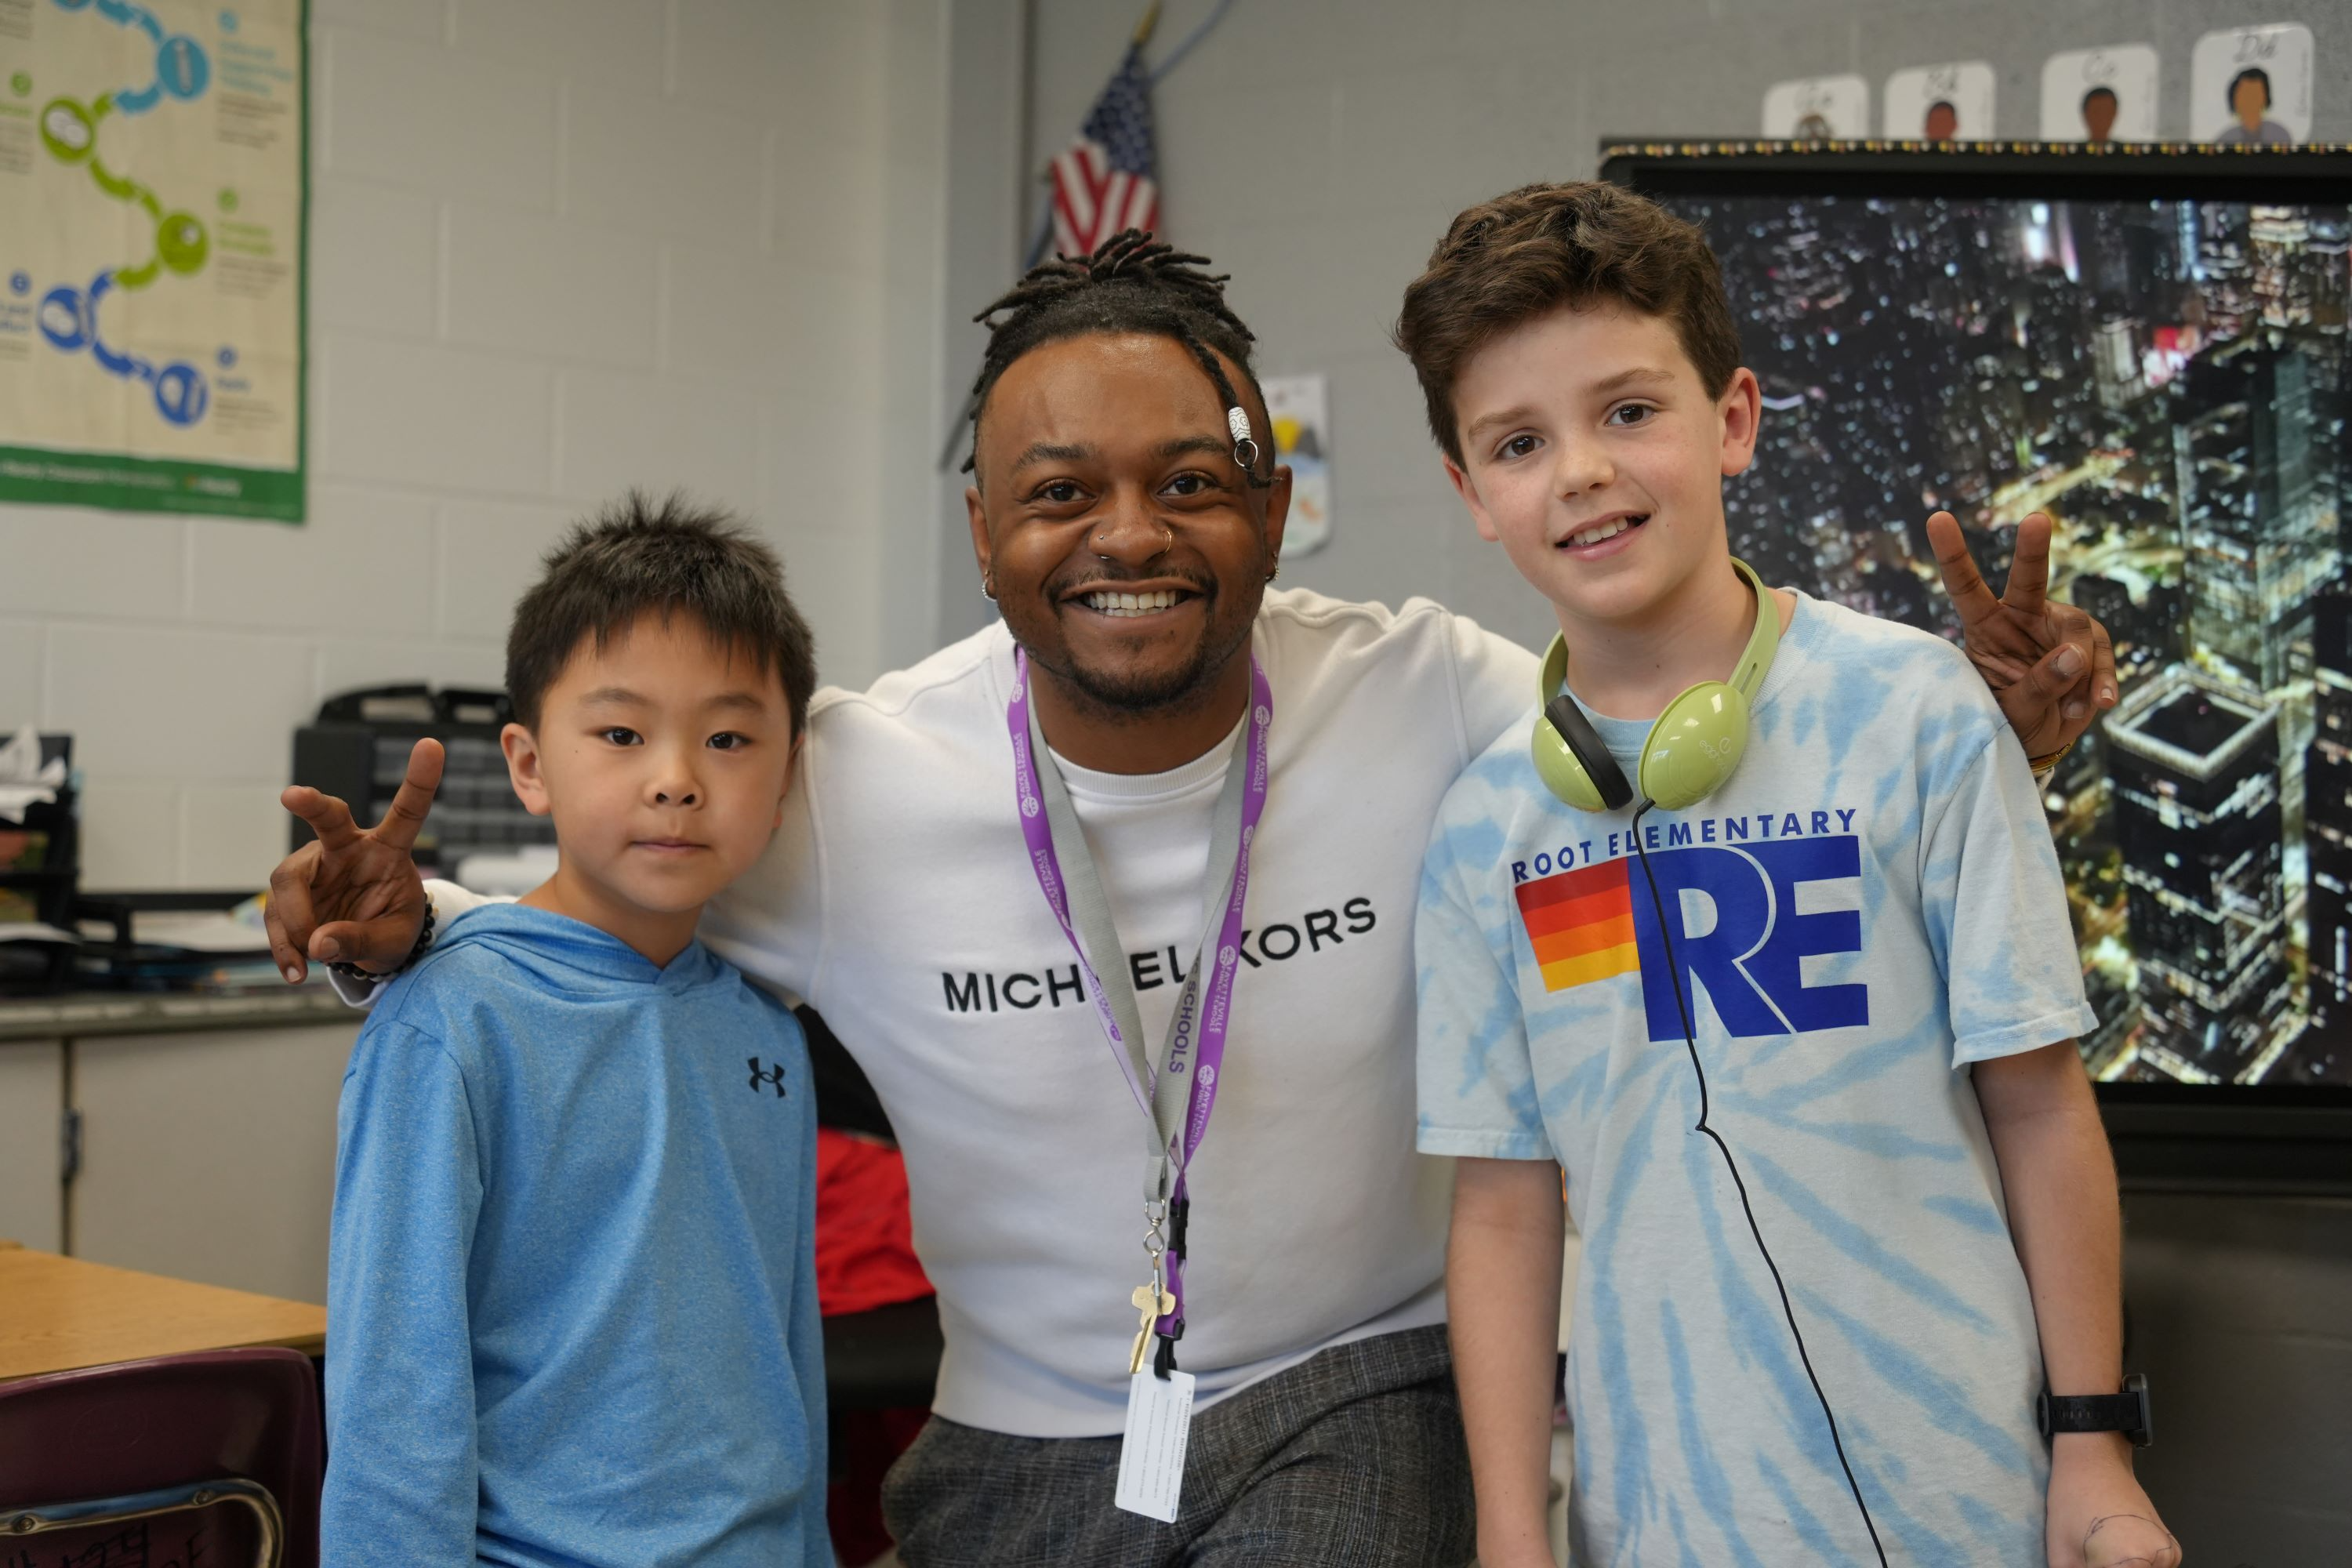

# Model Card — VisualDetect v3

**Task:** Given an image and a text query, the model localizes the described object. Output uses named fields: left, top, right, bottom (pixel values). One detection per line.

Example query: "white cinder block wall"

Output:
left=0, top=0, right=946, bottom=891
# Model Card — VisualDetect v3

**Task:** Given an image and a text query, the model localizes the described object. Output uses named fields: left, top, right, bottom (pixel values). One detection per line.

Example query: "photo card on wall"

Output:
left=1762, top=74, right=1868, bottom=140
left=1883, top=60, right=1995, bottom=141
left=2040, top=44, right=2160, bottom=143
left=2190, top=24, right=2314, bottom=145
left=1261, top=373, right=1330, bottom=557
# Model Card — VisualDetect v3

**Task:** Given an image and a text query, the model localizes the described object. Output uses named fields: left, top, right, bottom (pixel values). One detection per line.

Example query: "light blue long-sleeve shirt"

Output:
left=324, top=902, right=830, bottom=1566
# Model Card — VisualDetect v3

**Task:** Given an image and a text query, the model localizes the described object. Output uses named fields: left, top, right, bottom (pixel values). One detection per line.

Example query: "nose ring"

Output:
left=1087, top=524, right=1178, bottom=559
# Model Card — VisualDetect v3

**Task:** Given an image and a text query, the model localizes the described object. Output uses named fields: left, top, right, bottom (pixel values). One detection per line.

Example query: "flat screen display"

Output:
left=1632, top=156, right=2350, bottom=1088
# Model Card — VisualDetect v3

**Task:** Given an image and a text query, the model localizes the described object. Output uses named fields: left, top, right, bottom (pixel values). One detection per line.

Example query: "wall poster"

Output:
left=1761, top=74, right=1868, bottom=140
left=2038, top=44, right=2160, bottom=144
left=2189, top=23, right=2314, bottom=147
left=1883, top=60, right=1995, bottom=141
left=1261, top=372, right=1330, bottom=558
left=0, top=0, right=306, bottom=521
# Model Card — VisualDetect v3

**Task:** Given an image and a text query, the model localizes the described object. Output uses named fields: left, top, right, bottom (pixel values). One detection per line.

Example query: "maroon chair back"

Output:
left=0, top=1348, right=321, bottom=1568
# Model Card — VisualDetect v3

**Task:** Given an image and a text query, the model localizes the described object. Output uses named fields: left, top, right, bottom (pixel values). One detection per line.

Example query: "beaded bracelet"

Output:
left=2028, top=739, right=2076, bottom=780
left=326, top=898, right=436, bottom=985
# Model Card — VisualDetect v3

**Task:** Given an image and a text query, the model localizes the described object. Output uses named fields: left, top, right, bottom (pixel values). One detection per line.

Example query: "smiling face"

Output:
left=503, top=612, right=797, bottom=962
left=967, top=332, right=1290, bottom=718
left=1441, top=302, right=1759, bottom=634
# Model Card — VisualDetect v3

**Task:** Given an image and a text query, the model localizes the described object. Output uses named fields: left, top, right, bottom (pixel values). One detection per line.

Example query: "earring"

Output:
left=981, top=572, right=997, bottom=601
left=1267, top=557, right=1281, bottom=583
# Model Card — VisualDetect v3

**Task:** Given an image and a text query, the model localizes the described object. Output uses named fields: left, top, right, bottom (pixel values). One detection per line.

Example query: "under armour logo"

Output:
left=746, top=1058, right=790, bottom=1098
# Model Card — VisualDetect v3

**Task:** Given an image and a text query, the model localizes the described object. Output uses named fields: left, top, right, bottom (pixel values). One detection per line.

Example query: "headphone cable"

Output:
left=1628, top=800, right=1889, bottom=1566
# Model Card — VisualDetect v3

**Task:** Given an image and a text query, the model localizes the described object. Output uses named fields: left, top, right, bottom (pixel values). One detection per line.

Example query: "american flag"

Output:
left=1050, top=42, right=1160, bottom=258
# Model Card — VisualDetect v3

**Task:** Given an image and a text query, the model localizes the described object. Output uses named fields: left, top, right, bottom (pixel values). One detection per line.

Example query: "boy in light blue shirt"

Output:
left=321, top=496, right=831, bottom=1566
left=1393, top=186, right=2175, bottom=1567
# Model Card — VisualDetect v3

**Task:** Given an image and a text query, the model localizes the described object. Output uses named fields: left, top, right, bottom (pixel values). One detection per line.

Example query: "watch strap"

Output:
left=2038, top=1373, right=2152, bottom=1447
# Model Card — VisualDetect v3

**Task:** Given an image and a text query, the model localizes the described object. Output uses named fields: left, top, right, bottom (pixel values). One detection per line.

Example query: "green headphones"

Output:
left=1530, top=557, right=1780, bottom=813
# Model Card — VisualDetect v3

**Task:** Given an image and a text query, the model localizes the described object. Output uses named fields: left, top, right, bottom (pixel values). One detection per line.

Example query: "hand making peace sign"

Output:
left=264, top=737, right=442, bottom=983
left=1929, top=509, right=2120, bottom=762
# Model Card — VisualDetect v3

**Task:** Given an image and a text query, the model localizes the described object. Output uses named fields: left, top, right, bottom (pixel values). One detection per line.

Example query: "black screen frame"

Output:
left=1599, top=140, right=2352, bottom=1194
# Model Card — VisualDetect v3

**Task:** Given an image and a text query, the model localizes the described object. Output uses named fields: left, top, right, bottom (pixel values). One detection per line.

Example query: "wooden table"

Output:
left=0, top=1246, right=326, bottom=1382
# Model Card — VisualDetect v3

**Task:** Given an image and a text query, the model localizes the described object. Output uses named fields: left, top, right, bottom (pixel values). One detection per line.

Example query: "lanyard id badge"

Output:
left=1007, top=647, right=1269, bottom=1515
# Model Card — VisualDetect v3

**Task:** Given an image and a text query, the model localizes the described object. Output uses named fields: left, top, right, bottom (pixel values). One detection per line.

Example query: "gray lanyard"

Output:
left=1024, top=695, right=1250, bottom=1205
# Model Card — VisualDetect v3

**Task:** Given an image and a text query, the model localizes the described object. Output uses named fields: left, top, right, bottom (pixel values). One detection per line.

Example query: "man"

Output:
left=269, top=232, right=2115, bottom=1566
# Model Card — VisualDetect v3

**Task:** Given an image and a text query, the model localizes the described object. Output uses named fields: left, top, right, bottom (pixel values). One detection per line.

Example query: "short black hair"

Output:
left=505, top=491, right=816, bottom=736
left=963, top=229, right=1272, bottom=489
left=2227, top=67, right=2270, bottom=111
left=2082, top=85, right=2118, bottom=110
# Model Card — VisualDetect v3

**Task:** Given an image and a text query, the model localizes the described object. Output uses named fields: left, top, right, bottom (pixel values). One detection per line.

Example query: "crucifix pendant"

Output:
left=1129, top=1283, right=1177, bottom=1375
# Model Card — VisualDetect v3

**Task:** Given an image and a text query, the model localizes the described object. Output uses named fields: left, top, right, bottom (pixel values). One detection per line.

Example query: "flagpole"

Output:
left=1146, top=0, right=1232, bottom=84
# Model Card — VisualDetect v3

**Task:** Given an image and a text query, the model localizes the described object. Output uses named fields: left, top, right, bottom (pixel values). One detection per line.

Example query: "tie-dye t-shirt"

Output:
left=1415, top=593, right=2096, bottom=1567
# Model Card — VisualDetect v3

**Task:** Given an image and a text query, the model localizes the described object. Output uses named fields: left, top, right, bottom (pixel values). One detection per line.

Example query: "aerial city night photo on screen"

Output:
left=1665, top=186, right=2351, bottom=1087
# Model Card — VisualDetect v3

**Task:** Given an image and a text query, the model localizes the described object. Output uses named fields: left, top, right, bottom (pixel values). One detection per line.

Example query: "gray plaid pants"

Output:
left=880, top=1326, right=1474, bottom=1567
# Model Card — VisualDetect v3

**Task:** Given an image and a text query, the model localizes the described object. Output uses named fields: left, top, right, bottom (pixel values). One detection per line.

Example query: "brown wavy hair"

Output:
left=1392, top=182, right=1743, bottom=465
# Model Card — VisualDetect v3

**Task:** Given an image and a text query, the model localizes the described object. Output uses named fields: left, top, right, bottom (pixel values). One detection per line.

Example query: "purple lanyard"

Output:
left=1007, top=646, right=1272, bottom=1333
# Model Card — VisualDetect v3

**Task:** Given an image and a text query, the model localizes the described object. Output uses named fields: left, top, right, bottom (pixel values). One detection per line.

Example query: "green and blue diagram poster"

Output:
left=0, top=0, right=304, bottom=521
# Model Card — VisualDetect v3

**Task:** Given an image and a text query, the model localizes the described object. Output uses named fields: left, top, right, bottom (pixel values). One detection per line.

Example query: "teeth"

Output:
left=1566, top=516, right=1643, bottom=548
left=1084, top=589, right=1182, bottom=616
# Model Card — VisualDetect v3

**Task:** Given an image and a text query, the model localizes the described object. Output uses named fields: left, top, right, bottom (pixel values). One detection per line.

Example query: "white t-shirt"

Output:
left=409, top=588, right=1535, bottom=1437
left=1416, top=594, right=2096, bottom=1565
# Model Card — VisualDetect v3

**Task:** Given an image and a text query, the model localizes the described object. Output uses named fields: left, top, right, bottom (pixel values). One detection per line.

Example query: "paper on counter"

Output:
left=0, top=728, right=67, bottom=825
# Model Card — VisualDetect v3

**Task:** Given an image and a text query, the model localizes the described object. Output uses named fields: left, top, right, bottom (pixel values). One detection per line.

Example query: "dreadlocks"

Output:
left=964, top=229, right=1275, bottom=488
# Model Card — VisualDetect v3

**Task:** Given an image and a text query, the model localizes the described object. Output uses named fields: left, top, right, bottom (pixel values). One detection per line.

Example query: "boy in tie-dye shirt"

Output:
left=1392, top=185, right=2176, bottom=1566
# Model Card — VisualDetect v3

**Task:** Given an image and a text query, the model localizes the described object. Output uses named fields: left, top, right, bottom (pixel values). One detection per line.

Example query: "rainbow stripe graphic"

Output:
left=1515, top=858, right=1641, bottom=992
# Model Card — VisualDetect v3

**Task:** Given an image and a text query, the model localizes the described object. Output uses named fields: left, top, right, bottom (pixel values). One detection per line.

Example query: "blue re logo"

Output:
left=1628, top=836, right=1869, bottom=1042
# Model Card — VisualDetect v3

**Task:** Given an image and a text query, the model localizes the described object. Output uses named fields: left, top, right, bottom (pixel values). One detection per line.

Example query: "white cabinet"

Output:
left=0, top=1039, right=63, bottom=1250
left=70, top=1022, right=358, bottom=1303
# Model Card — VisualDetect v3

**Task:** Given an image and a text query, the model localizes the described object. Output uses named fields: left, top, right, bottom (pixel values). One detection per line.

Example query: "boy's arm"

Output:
left=1926, top=720, right=2175, bottom=1566
left=322, top=1022, right=485, bottom=1564
left=1412, top=798, right=1561, bottom=1564
left=1449, top=1158, right=1565, bottom=1568
left=1975, top=1044, right=2178, bottom=1568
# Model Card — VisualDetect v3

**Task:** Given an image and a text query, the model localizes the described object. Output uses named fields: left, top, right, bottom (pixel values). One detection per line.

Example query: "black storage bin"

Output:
left=0, top=734, right=79, bottom=995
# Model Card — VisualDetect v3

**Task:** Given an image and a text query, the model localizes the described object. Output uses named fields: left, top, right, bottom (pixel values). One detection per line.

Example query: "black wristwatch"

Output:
left=2037, top=1372, right=2153, bottom=1448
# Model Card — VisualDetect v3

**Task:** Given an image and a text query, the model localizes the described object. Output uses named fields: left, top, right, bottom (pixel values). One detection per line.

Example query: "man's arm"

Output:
left=321, top=1022, right=484, bottom=1563
left=1974, top=1044, right=2179, bottom=1568
left=319, top=877, right=495, bottom=1008
left=1448, top=1157, right=1565, bottom=1568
